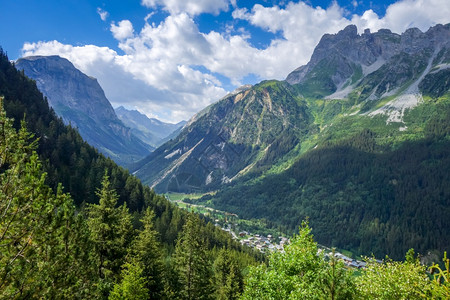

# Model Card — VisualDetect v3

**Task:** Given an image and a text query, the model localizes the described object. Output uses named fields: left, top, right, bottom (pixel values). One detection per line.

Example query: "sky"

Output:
left=1, top=0, right=449, bottom=123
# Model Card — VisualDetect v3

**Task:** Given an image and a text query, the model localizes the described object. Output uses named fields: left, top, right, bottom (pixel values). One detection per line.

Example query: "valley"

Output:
left=165, top=191, right=370, bottom=268
left=127, top=23, right=450, bottom=260
left=1, top=8, right=449, bottom=296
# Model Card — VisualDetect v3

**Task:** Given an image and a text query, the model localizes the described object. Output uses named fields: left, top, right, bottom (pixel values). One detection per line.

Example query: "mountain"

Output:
left=132, top=24, right=450, bottom=192
left=15, top=55, right=151, bottom=165
left=115, top=106, right=186, bottom=148
left=131, top=24, right=450, bottom=259
left=130, top=81, right=313, bottom=191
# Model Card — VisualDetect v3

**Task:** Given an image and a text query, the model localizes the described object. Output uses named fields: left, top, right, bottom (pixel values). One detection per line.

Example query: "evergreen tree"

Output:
left=86, top=173, right=134, bottom=296
left=0, top=99, right=94, bottom=298
left=128, top=207, right=165, bottom=299
left=109, top=260, right=149, bottom=300
left=174, top=213, right=213, bottom=300
left=213, top=248, right=244, bottom=300
left=319, top=249, right=355, bottom=300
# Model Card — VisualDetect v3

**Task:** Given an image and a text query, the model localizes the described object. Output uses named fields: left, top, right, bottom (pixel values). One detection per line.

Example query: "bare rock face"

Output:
left=16, top=56, right=116, bottom=122
left=286, top=24, right=450, bottom=96
left=16, top=55, right=151, bottom=165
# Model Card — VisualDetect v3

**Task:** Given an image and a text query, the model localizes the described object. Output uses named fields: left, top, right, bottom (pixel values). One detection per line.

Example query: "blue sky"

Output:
left=1, top=0, right=449, bottom=122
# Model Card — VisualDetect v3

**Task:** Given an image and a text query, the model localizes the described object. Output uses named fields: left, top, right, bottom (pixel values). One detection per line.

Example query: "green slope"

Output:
left=201, top=93, right=450, bottom=259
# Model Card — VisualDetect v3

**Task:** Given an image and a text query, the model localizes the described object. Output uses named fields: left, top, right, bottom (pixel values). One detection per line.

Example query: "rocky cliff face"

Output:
left=16, top=56, right=151, bottom=165
left=286, top=24, right=450, bottom=99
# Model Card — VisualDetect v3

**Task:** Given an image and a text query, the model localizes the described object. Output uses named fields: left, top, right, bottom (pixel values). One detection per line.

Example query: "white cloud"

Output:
left=351, top=0, right=450, bottom=33
left=231, top=0, right=450, bottom=76
left=141, top=0, right=230, bottom=16
left=97, top=7, right=109, bottom=21
left=230, top=2, right=350, bottom=76
left=21, top=31, right=226, bottom=123
left=21, top=0, right=450, bottom=122
left=110, top=20, right=135, bottom=40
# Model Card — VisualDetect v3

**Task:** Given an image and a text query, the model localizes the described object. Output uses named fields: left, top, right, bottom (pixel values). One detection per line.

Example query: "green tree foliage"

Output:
left=241, top=222, right=450, bottom=300
left=355, top=254, right=429, bottom=299
left=109, top=260, right=149, bottom=300
left=241, top=221, right=354, bottom=300
left=127, top=207, right=165, bottom=299
left=213, top=248, right=244, bottom=300
left=174, top=213, right=214, bottom=300
left=426, top=251, right=450, bottom=299
left=86, top=173, right=134, bottom=295
left=319, top=250, right=355, bottom=300
left=0, top=99, right=93, bottom=298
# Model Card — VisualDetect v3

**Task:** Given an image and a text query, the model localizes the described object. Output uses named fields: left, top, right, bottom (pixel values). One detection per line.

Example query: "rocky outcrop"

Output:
left=130, top=81, right=310, bottom=192
left=286, top=24, right=450, bottom=97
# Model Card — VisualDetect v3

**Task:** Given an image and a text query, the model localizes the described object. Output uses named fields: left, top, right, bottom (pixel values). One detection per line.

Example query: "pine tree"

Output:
left=128, top=207, right=165, bottom=299
left=174, top=213, right=213, bottom=300
left=86, top=172, right=134, bottom=296
left=0, top=98, right=94, bottom=298
left=109, top=260, right=149, bottom=300
left=213, top=248, right=243, bottom=300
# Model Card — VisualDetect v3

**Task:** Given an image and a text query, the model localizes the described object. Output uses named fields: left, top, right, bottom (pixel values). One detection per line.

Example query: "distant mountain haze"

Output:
left=16, top=55, right=152, bottom=166
left=115, top=106, right=186, bottom=148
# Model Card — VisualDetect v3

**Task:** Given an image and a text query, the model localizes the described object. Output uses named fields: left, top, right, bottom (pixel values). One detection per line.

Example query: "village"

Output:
left=167, top=194, right=370, bottom=270
left=218, top=220, right=369, bottom=269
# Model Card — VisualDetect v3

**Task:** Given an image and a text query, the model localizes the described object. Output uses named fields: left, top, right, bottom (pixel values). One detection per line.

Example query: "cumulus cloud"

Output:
left=21, top=0, right=450, bottom=122
left=141, top=0, right=230, bottom=16
left=111, top=20, right=135, bottom=40
left=350, top=0, right=450, bottom=33
left=97, top=7, right=109, bottom=21
left=22, top=35, right=226, bottom=122
left=231, top=0, right=450, bottom=74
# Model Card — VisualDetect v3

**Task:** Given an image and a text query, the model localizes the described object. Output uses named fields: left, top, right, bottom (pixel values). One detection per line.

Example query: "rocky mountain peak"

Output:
left=16, top=55, right=151, bottom=165
left=285, top=23, right=450, bottom=97
left=16, top=55, right=117, bottom=122
left=115, top=106, right=186, bottom=148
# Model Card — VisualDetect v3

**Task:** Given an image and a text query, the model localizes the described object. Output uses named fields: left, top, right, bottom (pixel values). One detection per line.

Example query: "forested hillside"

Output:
left=204, top=117, right=450, bottom=259
left=0, top=48, right=262, bottom=298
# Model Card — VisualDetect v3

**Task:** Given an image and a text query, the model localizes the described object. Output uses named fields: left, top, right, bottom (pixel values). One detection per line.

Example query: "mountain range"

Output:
left=5, top=23, right=449, bottom=260
left=132, top=24, right=449, bottom=190
left=130, top=23, right=450, bottom=259
left=16, top=56, right=168, bottom=166
left=115, top=106, right=186, bottom=149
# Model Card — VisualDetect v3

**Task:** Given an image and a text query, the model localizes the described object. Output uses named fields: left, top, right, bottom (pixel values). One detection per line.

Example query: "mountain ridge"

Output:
left=16, top=55, right=151, bottom=165
left=115, top=106, right=186, bottom=148
left=133, top=23, right=450, bottom=193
